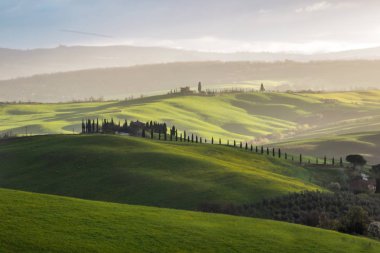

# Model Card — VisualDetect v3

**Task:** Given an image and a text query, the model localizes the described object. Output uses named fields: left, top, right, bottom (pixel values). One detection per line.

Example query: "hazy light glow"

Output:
left=1, top=0, right=380, bottom=53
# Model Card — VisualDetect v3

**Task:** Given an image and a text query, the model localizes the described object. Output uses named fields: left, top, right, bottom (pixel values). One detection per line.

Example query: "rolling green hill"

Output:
left=2, top=91, right=380, bottom=141
left=277, top=131, right=380, bottom=165
left=1, top=188, right=379, bottom=253
left=0, top=134, right=321, bottom=210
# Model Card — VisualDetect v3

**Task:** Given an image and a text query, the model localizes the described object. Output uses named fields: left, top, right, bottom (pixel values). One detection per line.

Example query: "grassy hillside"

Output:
left=277, top=131, right=380, bottom=165
left=0, top=134, right=321, bottom=210
left=1, top=188, right=379, bottom=253
left=2, top=91, right=380, bottom=143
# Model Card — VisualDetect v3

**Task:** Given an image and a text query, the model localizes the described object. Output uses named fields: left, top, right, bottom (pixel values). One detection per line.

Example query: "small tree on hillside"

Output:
left=81, top=119, right=85, bottom=133
left=346, top=154, right=367, bottom=170
left=371, top=164, right=380, bottom=194
left=260, top=83, right=265, bottom=92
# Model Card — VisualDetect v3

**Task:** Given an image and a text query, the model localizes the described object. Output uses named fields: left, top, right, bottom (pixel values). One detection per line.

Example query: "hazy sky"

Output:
left=1, top=0, right=380, bottom=53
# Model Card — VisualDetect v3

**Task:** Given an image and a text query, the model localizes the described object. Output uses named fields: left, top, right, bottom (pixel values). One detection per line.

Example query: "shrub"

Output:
left=338, top=206, right=370, bottom=235
left=368, top=221, right=380, bottom=239
left=328, top=182, right=341, bottom=192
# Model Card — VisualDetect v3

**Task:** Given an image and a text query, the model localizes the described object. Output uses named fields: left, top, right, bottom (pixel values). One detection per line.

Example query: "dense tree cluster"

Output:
left=82, top=118, right=168, bottom=136
left=198, top=191, right=380, bottom=236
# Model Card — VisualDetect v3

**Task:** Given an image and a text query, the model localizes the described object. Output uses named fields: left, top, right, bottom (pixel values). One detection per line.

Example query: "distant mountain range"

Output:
left=2, top=60, right=380, bottom=102
left=2, top=45, right=380, bottom=80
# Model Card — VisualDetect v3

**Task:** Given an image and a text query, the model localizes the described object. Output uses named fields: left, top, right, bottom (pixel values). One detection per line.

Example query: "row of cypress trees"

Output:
left=140, top=126, right=344, bottom=167
left=81, top=118, right=343, bottom=167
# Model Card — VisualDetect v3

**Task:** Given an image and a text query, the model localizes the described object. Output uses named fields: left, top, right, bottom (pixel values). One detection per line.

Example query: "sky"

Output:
left=1, top=0, right=380, bottom=53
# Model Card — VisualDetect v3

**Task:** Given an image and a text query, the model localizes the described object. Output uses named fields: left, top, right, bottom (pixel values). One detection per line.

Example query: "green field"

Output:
left=0, top=134, right=321, bottom=210
left=1, top=187, right=379, bottom=253
left=2, top=91, right=380, bottom=143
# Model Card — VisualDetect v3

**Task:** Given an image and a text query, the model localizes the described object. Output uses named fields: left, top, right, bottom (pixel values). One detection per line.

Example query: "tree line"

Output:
left=81, top=117, right=353, bottom=169
left=82, top=118, right=169, bottom=136
left=198, top=191, right=380, bottom=238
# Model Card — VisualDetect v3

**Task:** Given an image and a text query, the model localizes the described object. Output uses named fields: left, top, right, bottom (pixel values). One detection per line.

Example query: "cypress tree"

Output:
left=184, top=131, right=187, bottom=140
left=96, top=118, right=99, bottom=133
left=261, top=146, right=264, bottom=154
left=191, top=134, right=194, bottom=142
left=196, top=136, right=198, bottom=143
left=92, top=120, right=95, bottom=134
left=332, top=157, right=335, bottom=166
left=267, top=147, right=269, bottom=155
left=234, top=140, right=236, bottom=147
left=250, top=144, right=253, bottom=151
left=256, top=146, right=258, bottom=153
left=81, top=119, right=85, bottom=134
left=87, top=119, right=91, bottom=133
left=164, top=132, right=167, bottom=141
left=240, top=142, right=242, bottom=148
left=299, top=154, right=302, bottom=164
left=180, top=133, right=183, bottom=142
left=227, top=140, right=230, bottom=146
left=170, top=132, right=173, bottom=141
left=272, top=147, right=275, bottom=157
left=211, top=137, right=214, bottom=144
left=219, top=138, right=221, bottom=145
left=245, top=142, right=248, bottom=150
left=175, top=130, right=178, bottom=141
left=163, top=123, right=167, bottom=136
left=324, top=156, right=327, bottom=165
left=278, top=148, right=281, bottom=158
left=187, top=136, right=190, bottom=142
